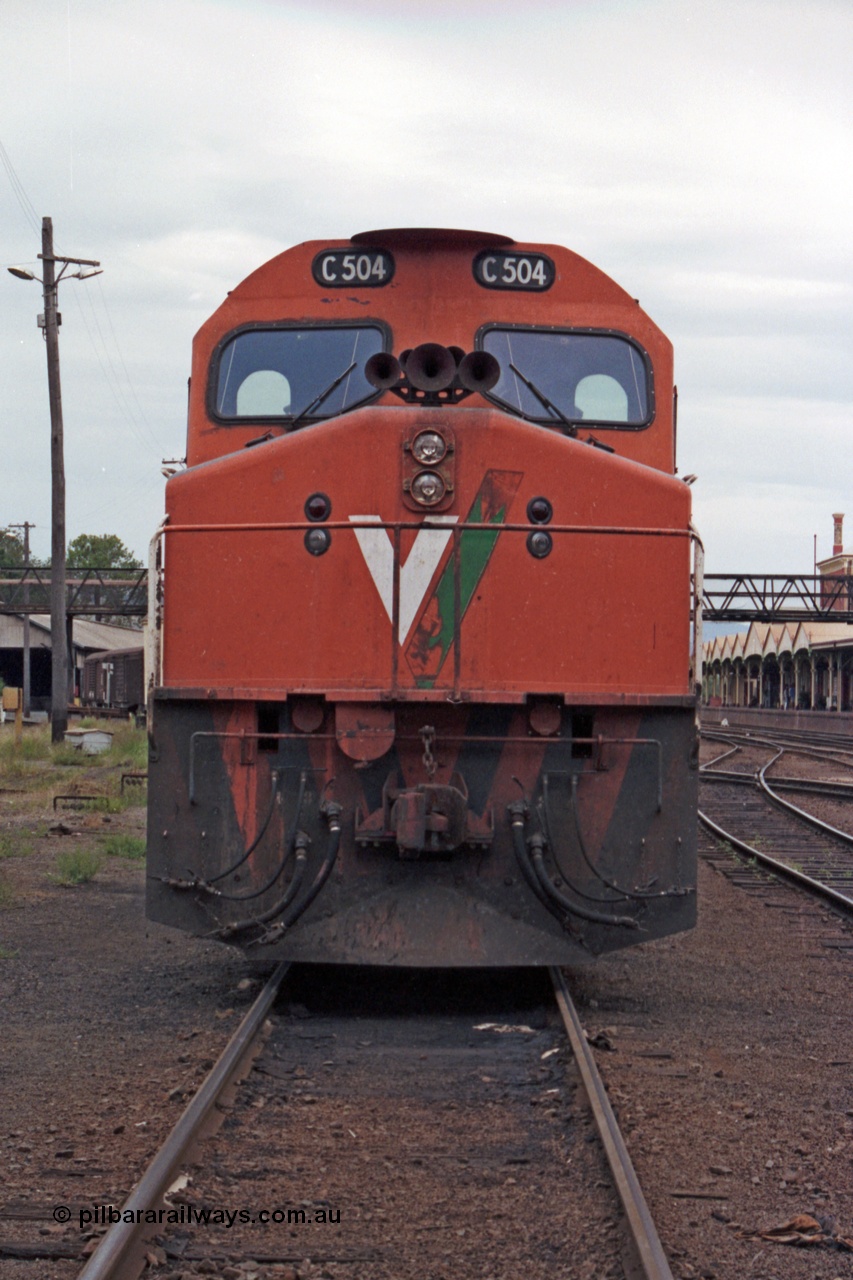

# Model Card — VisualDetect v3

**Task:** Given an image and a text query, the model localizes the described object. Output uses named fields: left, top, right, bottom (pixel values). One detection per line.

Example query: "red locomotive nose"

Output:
left=147, top=228, right=697, bottom=967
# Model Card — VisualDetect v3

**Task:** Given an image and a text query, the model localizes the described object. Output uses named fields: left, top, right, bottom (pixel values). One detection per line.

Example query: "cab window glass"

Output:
left=214, top=325, right=385, bottom=423
left=481, top=328, right=651, bottom=427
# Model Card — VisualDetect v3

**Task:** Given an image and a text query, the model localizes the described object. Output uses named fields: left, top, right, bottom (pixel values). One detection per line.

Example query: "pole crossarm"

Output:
left=0, top=566, right=148, bottom=617
left=699, top=574, right=853, bottom=623
left=39, top=253, right=101, bottom=266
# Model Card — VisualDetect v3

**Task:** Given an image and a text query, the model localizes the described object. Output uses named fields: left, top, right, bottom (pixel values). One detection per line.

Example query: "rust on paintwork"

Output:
left=335, top=703, right=395, bottom=763
left=404, top=469, right=523, bottom=687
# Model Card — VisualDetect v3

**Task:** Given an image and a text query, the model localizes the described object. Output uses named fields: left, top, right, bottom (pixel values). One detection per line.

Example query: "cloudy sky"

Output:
left=1, top=0, right=850, bottom=572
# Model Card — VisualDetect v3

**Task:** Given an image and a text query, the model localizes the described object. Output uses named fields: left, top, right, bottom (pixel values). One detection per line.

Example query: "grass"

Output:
left=0, top=943, right=18, bottom=959
left=0, top=832, right=33, bottom=860
left=0, top=721, right=149, bottom=804
left=103, top=833, right=146, bottom=861
left=91, top=794, right=132, bottom=814
left=50, top=746, right=92, bottom=767
left=0, top=722, right=148, bottom=889
left=97, top=720, right=149, bottom=770
left=0, top=733, right=51, bottom=764
left=52, top=849, right=104, bottom=885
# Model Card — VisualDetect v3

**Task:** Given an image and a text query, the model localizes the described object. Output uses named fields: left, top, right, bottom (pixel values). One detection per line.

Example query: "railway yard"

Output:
left=1, top=717, right=852, bottom=1280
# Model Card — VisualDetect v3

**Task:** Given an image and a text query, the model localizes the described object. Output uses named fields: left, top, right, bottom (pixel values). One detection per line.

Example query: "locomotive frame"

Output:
left=146, top=228, right=701, bottom=967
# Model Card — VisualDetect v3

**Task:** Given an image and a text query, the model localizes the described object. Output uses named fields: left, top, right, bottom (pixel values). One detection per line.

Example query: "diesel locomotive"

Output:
left=146, top=228, right=700, bottom=966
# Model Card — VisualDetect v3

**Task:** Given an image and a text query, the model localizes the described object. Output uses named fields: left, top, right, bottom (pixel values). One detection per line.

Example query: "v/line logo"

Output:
left=349, top=470, right=524, bottom=685
left=348, top=515, right=458, bottom=644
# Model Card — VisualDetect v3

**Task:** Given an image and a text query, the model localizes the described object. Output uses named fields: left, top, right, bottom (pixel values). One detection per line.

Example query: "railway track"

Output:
left=701, top=725, right=853, bottom=771
left=68, top=967, right=675, bottom=1280
left=699, top=729, right=853, bottom=915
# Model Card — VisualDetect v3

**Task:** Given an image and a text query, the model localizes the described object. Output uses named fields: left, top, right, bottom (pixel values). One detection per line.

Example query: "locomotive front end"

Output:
left=146, top=230, right=698, bottom=966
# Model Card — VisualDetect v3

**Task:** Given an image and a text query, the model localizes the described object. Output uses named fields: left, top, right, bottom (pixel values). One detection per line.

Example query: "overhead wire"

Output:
left=0, top=135, right=40, bottom=235
left=1, top=133, right=174, bottom=471
left=70, top=283, right=165, bottom=460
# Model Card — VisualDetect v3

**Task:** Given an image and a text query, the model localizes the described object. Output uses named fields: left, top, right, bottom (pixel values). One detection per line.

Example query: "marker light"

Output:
left=305, top=492, right=332, bottom=521
left=527, top=530, right=553, bottom=559
left=527, top=497, right=553, bottom=524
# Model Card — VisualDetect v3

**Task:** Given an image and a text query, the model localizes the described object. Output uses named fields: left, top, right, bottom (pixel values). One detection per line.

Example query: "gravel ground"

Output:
left=1, top=726, right=852, bottom=1279
left=142, top=972, right=625, bottom=1280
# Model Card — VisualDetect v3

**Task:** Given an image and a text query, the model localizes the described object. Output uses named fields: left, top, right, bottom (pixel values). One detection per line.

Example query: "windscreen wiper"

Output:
left=288, top=360, right=357, bottom=430
left=508, top=362, right=577, bottom=437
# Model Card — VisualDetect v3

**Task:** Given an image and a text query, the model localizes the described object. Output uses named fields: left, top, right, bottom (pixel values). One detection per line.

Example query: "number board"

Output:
left=473, top=251, right=555, bottom=291
left=312, top=249, right=394, bottom=288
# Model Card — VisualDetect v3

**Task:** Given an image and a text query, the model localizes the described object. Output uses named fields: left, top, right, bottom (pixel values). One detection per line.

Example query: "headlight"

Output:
left=411, top=430, right=447, bottom=465
left=411, top=471, right=447, bottom=506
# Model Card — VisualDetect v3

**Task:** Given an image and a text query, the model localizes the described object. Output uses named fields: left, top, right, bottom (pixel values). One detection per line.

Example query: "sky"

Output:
left=1, top=0, right=850, bottom=571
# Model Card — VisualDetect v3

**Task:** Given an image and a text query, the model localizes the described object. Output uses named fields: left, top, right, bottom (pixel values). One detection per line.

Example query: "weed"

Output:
left=0, top=832, right=33, bottom=859
left=52, top=849, right=104, bottom=885
left=91, top=795, right=128, bottom=814
left=108, top=723, right=149, bottom=770
left=0, top=943, right=18, bottom=958
left=50, top=745, right=91, bottom=767
left=0, top=732, right=51, bottom=764
left=103, top=834, right=146, bottom=860
left=0, top=877, right=15, bottom=907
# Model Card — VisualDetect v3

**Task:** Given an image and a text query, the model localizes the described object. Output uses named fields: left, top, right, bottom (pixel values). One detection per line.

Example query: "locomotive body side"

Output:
left=146, top=230, right=698, bottom=966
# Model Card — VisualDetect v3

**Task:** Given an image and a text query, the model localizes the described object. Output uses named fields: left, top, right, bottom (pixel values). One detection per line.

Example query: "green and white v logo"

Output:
left=350, top=470, right=523, bottom=686
left=348, top=514, right=459, bottom=644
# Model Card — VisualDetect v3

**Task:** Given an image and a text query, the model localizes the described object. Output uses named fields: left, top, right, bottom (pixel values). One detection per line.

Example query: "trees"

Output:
left=0, top=531, right=26, bottom=567
left=66, top=534, right=142, bottom=570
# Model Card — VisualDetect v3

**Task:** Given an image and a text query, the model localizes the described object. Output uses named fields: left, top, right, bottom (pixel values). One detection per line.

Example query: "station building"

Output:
left=0, top=614, right=143, bottom=712
left=702, top=514, right=852, bottom=713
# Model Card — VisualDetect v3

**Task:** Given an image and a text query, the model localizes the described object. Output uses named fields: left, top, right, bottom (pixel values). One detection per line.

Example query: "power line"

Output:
left=0, top=135, right=40, bottom=234
left=94, top=275, right=164, bottom=452
left=69, top=284, right=164, bottom=459
left=1, top=135, right=164, bottom=460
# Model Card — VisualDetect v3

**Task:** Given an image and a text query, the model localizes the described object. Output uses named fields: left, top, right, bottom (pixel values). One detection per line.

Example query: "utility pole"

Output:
left=8, top=218, right=101, bottom=741
left=42, top=217, right=68, bottom=742
left=7, top=522, right=34, bottom=717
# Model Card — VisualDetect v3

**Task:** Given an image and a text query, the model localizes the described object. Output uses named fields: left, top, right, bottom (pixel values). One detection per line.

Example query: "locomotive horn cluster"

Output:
left=365, top=343, right=501, bottom=399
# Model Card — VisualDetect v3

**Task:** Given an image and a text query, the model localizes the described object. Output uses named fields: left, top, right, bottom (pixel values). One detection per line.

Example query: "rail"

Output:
left=550, top=968, right=675, bottom=1280
left=698, top=805, right=853, bottom=915
left=76, top=962, right=290, bottom=1280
